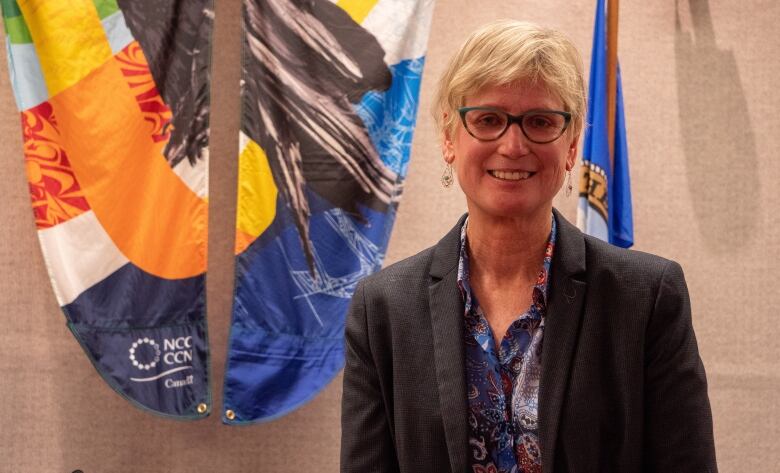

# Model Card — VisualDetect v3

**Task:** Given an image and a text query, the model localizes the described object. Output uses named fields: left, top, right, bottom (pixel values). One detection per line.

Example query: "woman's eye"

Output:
left=475, top=113, right=501, bottom=127
left=527, top=115, right=553, bottom=128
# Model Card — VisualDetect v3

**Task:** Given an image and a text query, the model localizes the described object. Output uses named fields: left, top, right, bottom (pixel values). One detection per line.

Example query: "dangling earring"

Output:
left=441, top=163, right=454, bottom=188
left=565, top=169, right=573, bottom=197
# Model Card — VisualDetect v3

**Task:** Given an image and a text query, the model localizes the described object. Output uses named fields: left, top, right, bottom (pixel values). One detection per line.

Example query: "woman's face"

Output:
left=443, top=81, right=579, bottom=222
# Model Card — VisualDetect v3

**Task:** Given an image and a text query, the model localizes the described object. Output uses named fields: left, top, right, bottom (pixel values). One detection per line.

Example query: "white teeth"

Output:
left=490, top=170, right=531, bottom=181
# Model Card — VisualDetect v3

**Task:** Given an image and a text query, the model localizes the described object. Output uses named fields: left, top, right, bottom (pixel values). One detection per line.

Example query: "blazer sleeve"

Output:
left=340, top=281, right=400, bottom=473
left=643, top=261, right=718, bottom=472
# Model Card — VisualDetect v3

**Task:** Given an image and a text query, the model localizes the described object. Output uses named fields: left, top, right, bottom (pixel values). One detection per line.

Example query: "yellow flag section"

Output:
left=19, top=0, right=207, bottom=279
left=235, top=133, right=277, bottom=255
left=336, top=0, right=380, bottom=23
left=18, top=0, right=112, bottom=96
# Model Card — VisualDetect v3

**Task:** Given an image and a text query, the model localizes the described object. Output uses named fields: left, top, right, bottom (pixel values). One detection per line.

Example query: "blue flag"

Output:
left=577, top=0, right=634, bottom=248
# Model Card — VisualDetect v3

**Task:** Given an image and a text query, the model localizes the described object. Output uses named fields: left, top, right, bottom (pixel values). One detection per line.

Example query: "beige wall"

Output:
left=1, top=0, right=778, bottom=471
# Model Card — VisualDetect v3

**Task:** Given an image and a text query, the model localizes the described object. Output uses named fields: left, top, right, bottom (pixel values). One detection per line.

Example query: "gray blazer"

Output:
left=341, top=210, right=717, bottom=472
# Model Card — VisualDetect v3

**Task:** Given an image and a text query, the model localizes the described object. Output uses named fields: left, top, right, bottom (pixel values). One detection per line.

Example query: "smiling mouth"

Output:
left=488, top=170, right=533, bottom=181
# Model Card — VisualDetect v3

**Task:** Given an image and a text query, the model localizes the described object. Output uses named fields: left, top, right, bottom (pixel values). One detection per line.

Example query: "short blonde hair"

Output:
left=433, top=19, right=586, bottom=140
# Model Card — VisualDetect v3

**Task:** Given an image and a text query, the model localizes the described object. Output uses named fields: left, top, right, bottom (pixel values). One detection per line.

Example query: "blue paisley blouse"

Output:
left=457, top=216, right=556, bottom=473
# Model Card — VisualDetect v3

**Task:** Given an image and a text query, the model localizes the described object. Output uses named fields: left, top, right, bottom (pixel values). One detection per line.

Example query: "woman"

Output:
left=341, top=20, right=716, bottom=473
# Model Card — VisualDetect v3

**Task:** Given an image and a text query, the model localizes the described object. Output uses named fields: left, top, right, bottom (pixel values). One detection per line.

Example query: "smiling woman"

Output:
left=341, top=19, right=717, bottom=473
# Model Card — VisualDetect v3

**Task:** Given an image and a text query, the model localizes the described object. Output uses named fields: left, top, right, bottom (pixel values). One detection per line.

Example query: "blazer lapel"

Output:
left=429, top=215, right=469, bottom=473
left=539, top=209, right=588, bottom=471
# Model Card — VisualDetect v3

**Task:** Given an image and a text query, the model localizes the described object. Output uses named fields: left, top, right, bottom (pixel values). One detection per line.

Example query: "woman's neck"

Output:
left=465, top=208, right=552, bottom=285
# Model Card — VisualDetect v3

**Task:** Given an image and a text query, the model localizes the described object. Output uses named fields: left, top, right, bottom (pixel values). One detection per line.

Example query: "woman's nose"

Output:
left=497, top=121, right=531, bottom=157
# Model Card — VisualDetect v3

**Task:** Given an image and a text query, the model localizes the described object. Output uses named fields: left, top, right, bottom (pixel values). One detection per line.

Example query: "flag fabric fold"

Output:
left=2, top=0, right=213, bottom=419
left=222, top=0, right=436, bottom=424
left=577, top=0, right=633, bottom=248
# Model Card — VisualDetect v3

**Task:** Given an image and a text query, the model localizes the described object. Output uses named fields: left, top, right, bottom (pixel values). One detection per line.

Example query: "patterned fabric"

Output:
left=22, top=101, right=90, bottom=229
left=222, top=0, right=435, bottom=423
left=458, top=216, right=557, bottom=473
left=2, top=0, right=213, bottom=418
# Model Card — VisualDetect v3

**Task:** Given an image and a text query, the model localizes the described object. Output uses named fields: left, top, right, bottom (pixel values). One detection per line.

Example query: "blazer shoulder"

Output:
left=582, top=233, right=682, bottom=283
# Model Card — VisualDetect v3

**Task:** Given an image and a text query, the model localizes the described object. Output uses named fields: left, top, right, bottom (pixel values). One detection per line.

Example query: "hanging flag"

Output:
left=577, top=0, right=633, bottom=248
left=223, top=0, right=436, bottom=423
left=2, top=0, right=213, bottom=418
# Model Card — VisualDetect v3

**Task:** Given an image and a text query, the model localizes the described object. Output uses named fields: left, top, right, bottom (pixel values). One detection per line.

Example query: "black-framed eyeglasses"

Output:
left=458, top=107, right=572, bottom=144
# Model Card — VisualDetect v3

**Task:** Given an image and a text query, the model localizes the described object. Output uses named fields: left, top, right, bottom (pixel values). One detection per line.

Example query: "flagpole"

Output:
left=606, top=0, right=619, bottom=168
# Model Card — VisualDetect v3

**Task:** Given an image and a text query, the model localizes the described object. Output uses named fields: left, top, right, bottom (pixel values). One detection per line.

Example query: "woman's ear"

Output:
left=565, top=133, right=580, bottom=171
left=442, top=114, right=455, bottom=164
left=442, top=134, right=455, bottom=164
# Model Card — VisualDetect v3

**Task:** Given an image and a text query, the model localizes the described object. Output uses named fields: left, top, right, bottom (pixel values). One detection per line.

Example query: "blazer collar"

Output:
left=539, top=208, right=587, bottom=472
left=428, top=214, right=469, bottom=473
left=428, top=210, right=587, bottom=473
left=429, top=214, right=467, bottom=279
